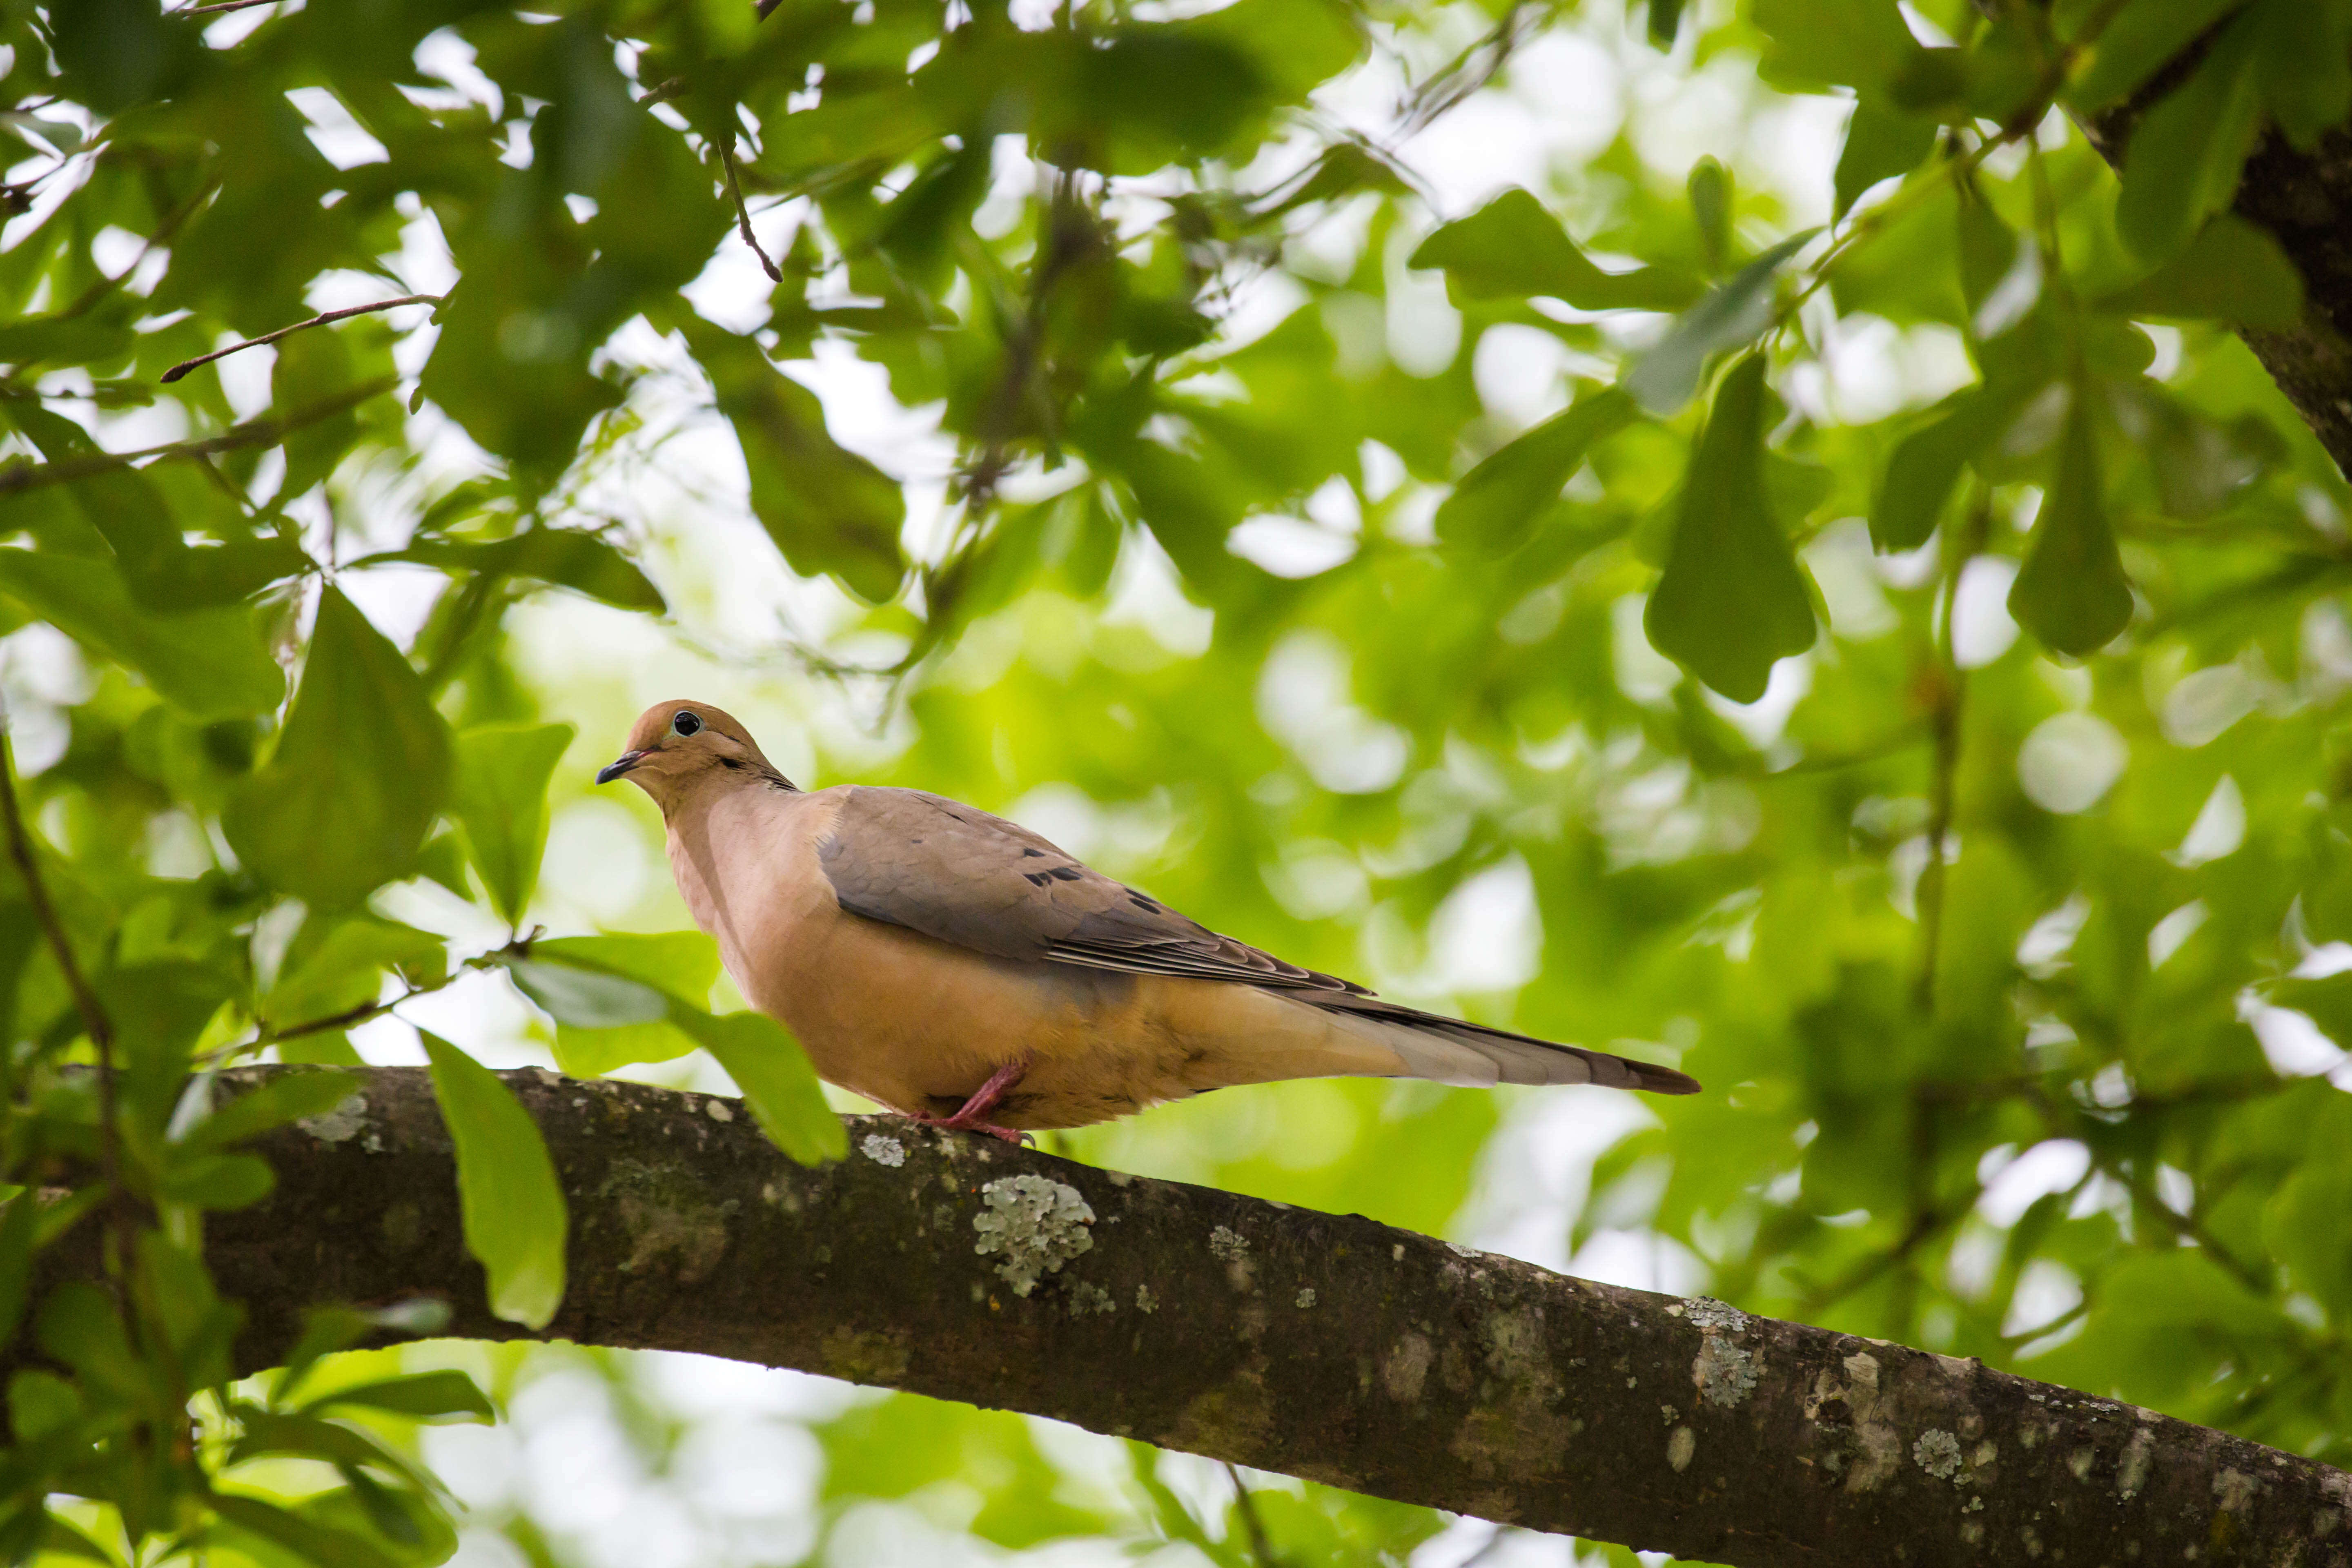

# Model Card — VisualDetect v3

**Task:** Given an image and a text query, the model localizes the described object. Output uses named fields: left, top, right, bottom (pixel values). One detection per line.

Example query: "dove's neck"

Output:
left=662, top=780, right=839, bottom=1004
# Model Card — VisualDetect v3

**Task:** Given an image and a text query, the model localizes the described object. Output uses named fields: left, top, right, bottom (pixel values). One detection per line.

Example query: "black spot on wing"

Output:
left=1021, top=847, right=1045, bottom=858
left=1024, top=871, right=1052, bottom=887
left=1046, top=864, right=1083, bottom=882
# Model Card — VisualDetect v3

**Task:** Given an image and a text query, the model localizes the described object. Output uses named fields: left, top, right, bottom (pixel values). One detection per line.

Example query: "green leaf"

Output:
left=223, top=588, right=454, bottom=910
left=670, top=1006, right=846, bottom=1164
left=1956, top=194, right=2018, bottom=326
left=158, top=1152, right=276, bottom=1210
left=502, top=956, right=672, bottom=1028
left=1834, top=98, right=1937, bottom=216
left=1648, top=0, right=1687, bottom=47
left=680, top=318, right=908, bottom=603
left=2253, top=0, right=2352, bottom=149
left=38, top=1283, right=147, bottom=1406
left=422, top=1033, right=568, bottom=1330
left=2092, top=215, right=2305, bottom=329
left=451, top=723, right=576, bottom=926
left=1687, top=158, right=1732, bottom=273
left=272, top=328, right=364, bottom=499
left=528, top=933, right=724, bottom=1002
left=2113, top=11, right=2265, bottom=262
left=2263, top=1104, right=2352, bottom=1319
left=35, top=1512, right=111, bottom=1564
left=209, top=1493, right=400, bottom=1568
left=273, top=1306, right=369, bottom=1403
left=1642, top=355, right=1817, bottom=702
left=227, top=1404, right=437, bottom=1486
left=552, top=1018, right=702, bottom=1077
left=499, top=934, right=724, bottom=1073
left=1749, top=0, right=1924, bottom=93
left=1623, top=230, right=1816, bottom=415
left=2008, top=388, right=2134, bottom=657
left=1870, top=384, right=2028, bottom=552
left=0, top=551, right=284, bottom=719
left=7, top=1370, right=81, bottom=1446
left=303, top=1370, right=495, bottom=1424
left=53, top=0, right=194, bottom=112
left=369, top=529, right=665, bottom=613
left=265, top=921, right=445, bottom=1033
left=1434, top=390, right=1635, bottom=556
left=2067, top=0, right=2252, bottom=113
left=0, top=315, right=134, bottom=369
left=1408, top=189, right=1704, bottom=311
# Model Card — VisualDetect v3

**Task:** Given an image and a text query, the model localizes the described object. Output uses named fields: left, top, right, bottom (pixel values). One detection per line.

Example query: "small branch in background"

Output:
left=1223, top=1464, right=1280, bottom=1568
left=719, top=140, right=783, bottom=283
left=0, top=710, right=126, bottom=1275
left=754, top=0, right=787, bottom=18
left=160, top=294, right=443, bottom=384
left=56, top=180, right=217, bottom=321
left=175, top=0, right=291, bottom=16
left=0, top=378, right=398, bottom=499
left=1915, top=486, right=1991, bottom=1013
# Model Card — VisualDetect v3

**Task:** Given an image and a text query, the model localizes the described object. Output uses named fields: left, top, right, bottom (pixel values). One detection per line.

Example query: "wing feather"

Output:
left=816, top=787, right=1365, bottom=993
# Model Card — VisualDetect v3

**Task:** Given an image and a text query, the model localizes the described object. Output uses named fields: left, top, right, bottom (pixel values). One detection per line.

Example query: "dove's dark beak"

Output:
left=595, top=750, right=646, bottom=784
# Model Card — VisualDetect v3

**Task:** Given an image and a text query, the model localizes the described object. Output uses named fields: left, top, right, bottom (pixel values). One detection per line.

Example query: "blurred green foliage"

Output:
left=4, top=0, right=2352, bottom=1561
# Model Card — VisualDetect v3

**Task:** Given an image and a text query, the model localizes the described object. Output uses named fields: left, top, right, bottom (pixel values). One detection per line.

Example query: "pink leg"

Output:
left=906, top=1058, right=1033, bottom=1145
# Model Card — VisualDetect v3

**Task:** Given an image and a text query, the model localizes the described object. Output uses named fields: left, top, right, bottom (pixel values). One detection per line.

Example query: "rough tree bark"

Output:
left=38, top=1066, right=2348, bottom=1568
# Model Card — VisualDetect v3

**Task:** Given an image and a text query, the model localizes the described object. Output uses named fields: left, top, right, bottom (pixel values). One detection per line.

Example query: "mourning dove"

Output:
left=598, top=700, right=1697, bottom=1139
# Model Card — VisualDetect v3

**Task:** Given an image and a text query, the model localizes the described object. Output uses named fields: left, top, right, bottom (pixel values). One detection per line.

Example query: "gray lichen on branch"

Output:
left=32, top=1066, right=2352, bottom=1568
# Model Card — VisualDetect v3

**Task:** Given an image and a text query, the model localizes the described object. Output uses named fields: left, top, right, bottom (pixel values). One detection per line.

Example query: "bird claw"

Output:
left=905, top=1113, right=1033, bottom=1146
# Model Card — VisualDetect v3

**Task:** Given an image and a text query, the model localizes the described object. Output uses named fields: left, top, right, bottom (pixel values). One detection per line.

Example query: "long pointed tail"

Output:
left=1304, top=992, right=1699, bottom=1095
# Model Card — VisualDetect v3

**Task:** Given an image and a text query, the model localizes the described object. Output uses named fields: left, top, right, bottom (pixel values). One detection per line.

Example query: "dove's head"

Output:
left=597, top=700, right=789, bottom=807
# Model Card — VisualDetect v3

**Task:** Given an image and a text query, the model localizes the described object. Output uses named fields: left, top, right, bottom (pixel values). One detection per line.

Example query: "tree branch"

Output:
left=2057, top=39, right=2352, bottom=478
left=0, top=717, right=126, bottom=1274
left=719, top=140, right=784, bottom=284
left=160, top=295, right=442, bottom=383
left=25, top=1066, right=2344, bottom=1568
left=0, top=378, right=398, bottom=498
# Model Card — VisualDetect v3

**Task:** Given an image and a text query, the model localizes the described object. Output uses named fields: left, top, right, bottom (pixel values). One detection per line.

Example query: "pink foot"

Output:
left=904, top=1058, right=1035, bottom=1146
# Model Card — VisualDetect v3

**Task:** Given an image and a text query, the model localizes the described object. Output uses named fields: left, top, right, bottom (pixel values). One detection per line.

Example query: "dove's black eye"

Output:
left=672, top=710, right=704, bottom=737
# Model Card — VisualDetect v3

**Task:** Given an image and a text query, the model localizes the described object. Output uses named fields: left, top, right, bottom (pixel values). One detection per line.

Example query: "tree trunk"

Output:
left=32, top=1066, right=2349, bottom=1568
left=2072, top=44, right=2352, bottom=475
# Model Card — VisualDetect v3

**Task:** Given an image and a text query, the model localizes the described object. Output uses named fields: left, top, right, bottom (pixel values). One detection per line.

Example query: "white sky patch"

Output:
left=2017, top=713, right=2127, bottom=815
left=1950, top=556, right=2020, bottom=668
left=286, top=86, right=391, bottom=169
left=2148, top=900, right=2209, bottom=971
left=1977, top=1139, right=2089, bottom=1227
left=2169, top=775, right=2246, bottom=867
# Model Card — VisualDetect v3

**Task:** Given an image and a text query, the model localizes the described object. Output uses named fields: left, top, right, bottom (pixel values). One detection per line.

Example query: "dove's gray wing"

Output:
left=816, top=785, right=1698, bottom=1096
left=815, top=787, right=1367, bottom=993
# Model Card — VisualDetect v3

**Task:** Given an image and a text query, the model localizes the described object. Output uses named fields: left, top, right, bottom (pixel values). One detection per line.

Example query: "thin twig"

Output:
left=1222, top=1463, right=1281, bottom=1568
left=1915, top=486, right=1989, bottom=1011
left=175, top=0, right=290, bottom=16
left=0, top=708, right=125, bottom=1274
left=215, top=940, right=533, bottom=1066
left=161, top=294, right=442, bottom=384
left=0, top=377, right=397, bottom=498
left=719, top=140, right=783, bottom=283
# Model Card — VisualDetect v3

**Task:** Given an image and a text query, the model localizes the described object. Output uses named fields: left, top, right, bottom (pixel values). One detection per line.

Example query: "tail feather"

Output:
left=1310, top=993, right=1699, bottom=1096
